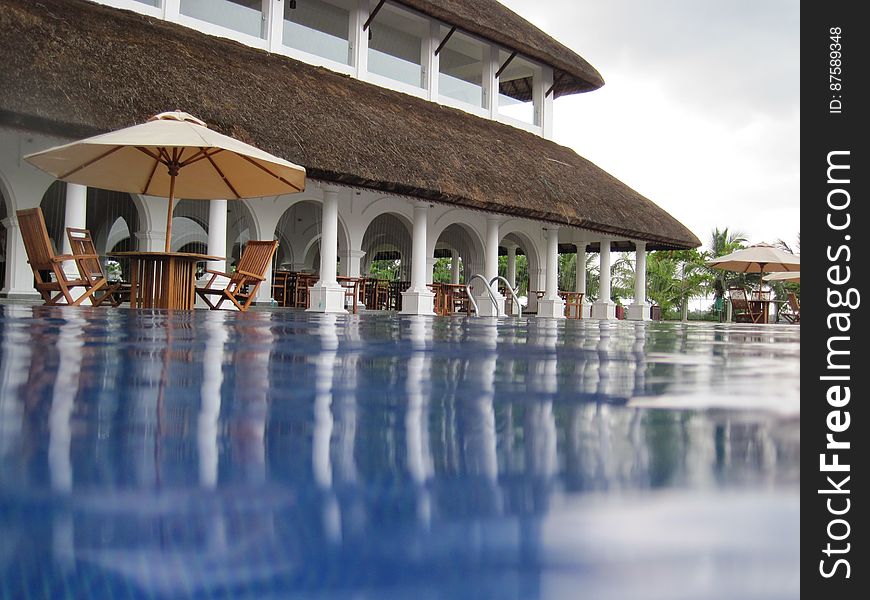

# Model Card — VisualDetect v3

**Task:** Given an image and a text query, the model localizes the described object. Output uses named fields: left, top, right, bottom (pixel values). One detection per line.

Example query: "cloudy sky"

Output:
left=497, top=0, right=800, bottom=252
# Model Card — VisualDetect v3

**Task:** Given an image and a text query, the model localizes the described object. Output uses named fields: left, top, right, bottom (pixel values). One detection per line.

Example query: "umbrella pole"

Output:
left=165, top=170, right=176, bottom=253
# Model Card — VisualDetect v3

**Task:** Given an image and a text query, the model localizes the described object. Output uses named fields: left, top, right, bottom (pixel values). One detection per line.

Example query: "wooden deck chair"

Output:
left=17, top=207, right=109, bottom=306
left=196, top=240, right=278, bottom=311
left=728, top=286, right=764, bottom=324
left=784, top=291, right=800, bottom=323
left=66, top=227, right=129, bottom=307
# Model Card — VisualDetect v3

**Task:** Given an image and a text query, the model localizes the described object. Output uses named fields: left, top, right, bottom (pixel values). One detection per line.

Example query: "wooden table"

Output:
left=110, top=252, right=222, bottom=310
left=750, top=299, right=782, bottom=324
left=337, top=276, right=364, bottom=314
left=559, top=291, right=584, bottom=319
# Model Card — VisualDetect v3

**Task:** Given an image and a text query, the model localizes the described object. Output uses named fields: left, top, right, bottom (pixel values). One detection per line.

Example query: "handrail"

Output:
left=466, top=274, right=501, bottom=317
left=490, top=276, right=522, bottom=318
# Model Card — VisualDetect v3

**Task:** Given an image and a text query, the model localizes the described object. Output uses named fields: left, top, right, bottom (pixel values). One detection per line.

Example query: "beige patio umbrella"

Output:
left=763, top=271, right=800, bottom=283
left=24, top=111, right=306, bottom=252
left=707, top=243, right=800, bottom=274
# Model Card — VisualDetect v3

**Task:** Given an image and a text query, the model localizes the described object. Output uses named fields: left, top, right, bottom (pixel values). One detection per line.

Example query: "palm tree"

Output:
left=708, top=227, right=748, bottom=305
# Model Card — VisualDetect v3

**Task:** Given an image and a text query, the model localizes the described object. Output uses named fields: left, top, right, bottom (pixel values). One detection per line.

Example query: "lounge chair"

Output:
left=196, top=240, right=278, bottom=311
left=728, top=286, right=764, bottom=324
left=17, top=207, right=110, bottom=306
left=66, top=227, right=129, bottom=306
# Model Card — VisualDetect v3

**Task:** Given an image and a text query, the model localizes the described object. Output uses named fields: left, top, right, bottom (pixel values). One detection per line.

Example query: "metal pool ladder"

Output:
left=465, top=275, right=523, bottom=318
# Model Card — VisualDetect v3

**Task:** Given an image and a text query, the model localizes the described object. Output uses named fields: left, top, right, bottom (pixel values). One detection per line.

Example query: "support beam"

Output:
left=627, top=241, right=650, bottom=321
left=536, top=226, right=565, bottom=319
left=401, top=204, right=435, bottom=315
left=362, top=0, right=386, bottom=31
left=308, top=186, right=347, bottom=313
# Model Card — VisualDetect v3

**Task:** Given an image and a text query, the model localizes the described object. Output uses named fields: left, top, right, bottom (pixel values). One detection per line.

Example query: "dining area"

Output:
left=709, top=243, right=800, bottom=325
left=20, top=111, right=306, bottom=311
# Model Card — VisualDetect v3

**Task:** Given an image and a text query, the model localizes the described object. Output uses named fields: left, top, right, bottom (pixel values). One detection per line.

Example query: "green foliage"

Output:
left=369, top=259, right=400, bottom=280
left=497, top=254, right=529, bottom=294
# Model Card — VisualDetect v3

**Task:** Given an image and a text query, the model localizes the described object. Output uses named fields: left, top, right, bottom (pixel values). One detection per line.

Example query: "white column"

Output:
left=424, top=20, right=440, bottom=101
left=505, top=243, right=517, bottom=288
left=350, top=0, right=369, bottom=79
left=575, top=241, right=591, bottom=318
left=537, top=226, right=565, bottom=319
left=591, top=238, right=617, bottom=319
left=450, top=249, right=460, bottom=284
left=400, top=204, right=435, bottom=315
left=206, top=199, right=228, bottom=274
left=308, top=186, right=347, bottom=313
left=2, top=216, right=39, bottom=298
left=476, top=216, right=504, bottom=316
left=340, top=249, right=366, bottom=278
left=61, top=184, right=87, bottom=279
left=627, top=241, right=650, bottom=321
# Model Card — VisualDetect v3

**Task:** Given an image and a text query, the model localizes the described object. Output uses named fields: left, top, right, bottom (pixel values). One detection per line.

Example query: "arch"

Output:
left=273, top=199, right=350, bottom=272
left=498, top=225, right=543, bottom=296
left=361, top=212, right=413, bottom=278
left=359, top=196, right=415, bottom=229
left=170, top=216, right=208, bottom=252
left=432, top=222, right=485, bottom=284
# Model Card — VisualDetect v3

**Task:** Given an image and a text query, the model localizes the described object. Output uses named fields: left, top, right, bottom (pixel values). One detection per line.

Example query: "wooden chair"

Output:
left=783, top=291, right=800, bottom=323
left=66, top=227, right=129, bottom=307
left=17, top=208, right=109, bottom=306
left=196, top=240, right=278, bottom=311
left=728, top=286, right=764, bottom=324
left=294, top=273, right=316, bottom=308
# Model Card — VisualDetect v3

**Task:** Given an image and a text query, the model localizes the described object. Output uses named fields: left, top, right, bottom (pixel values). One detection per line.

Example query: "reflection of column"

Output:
left=406, top=317, right=434, bottom=525
left=198, top=312, right=228, bottom=488
left=0, top=306, right=29, bottom=456
left=591, top=239, right=616, bottom=319
left=49, top=316, right=84, bottom=493
left=450, top=249, right=461, bottom=284
left=527, top=319, right=558, bottom=485
left=477, top=216, right=505, bottom=316
left=627, top=241, right=650, bottom=320
left=308, top=186, right=346, bottom=313
left=313, top=314, right=341, bottom=542
left=401, top=204, right=435, bottom=315
left=537, top=227, right=565, bottom=318
left=62, top=183, right=87, bottom=279
left=461, top=323, right=500, bottom=486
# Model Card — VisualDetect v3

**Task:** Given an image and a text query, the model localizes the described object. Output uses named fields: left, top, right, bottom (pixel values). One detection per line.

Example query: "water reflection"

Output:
left=0, top=306, right=800, bottom=598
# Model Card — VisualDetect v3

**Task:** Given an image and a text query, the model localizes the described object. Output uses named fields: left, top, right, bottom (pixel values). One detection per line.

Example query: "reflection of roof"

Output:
left=395, top=0, right=605, bottom=97
left=0, top=0, right=700, bottom=250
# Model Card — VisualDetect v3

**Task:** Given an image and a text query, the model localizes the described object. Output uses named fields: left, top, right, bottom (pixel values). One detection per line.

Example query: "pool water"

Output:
left=0, top=305, right=799, bottom=599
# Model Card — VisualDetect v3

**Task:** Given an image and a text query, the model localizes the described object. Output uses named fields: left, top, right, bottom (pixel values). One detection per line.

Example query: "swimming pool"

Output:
left=0, top=305, right=799, bottom=599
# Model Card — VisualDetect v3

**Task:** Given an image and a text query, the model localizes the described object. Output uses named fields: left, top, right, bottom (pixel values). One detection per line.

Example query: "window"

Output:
left=498, top=51, right=539, bottom=125
left=367, top=3, right=426, bottom=89
left=132, top=0, right=158, bottom=6
left=438, top=29, right=485, bottom=108
left=179, top=0, right=265, bottom=39
left=283, top=0, right=352, bottom=65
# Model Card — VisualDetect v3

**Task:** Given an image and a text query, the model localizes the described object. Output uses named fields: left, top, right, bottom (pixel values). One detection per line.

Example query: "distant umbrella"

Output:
left=707, top=243, right=800, bottom=274
left=763, top=271, right=800, bottom=283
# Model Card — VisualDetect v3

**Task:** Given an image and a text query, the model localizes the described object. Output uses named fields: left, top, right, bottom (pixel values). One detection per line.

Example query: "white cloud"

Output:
left=498, top=0, right=800, bottom=250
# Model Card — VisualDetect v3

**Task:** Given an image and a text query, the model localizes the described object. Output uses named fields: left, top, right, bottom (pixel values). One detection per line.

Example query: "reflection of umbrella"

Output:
left=707, top=243, right=800, bottom=274
left=763, top=271, right=800, bottom=283
left=24, top=112, right=305, bottom=252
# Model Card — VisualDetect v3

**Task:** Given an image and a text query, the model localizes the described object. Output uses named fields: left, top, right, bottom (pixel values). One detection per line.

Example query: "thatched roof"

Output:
left=0, top=0, right=700, bottom=250
left=395, top=0, right=604, bottom=97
